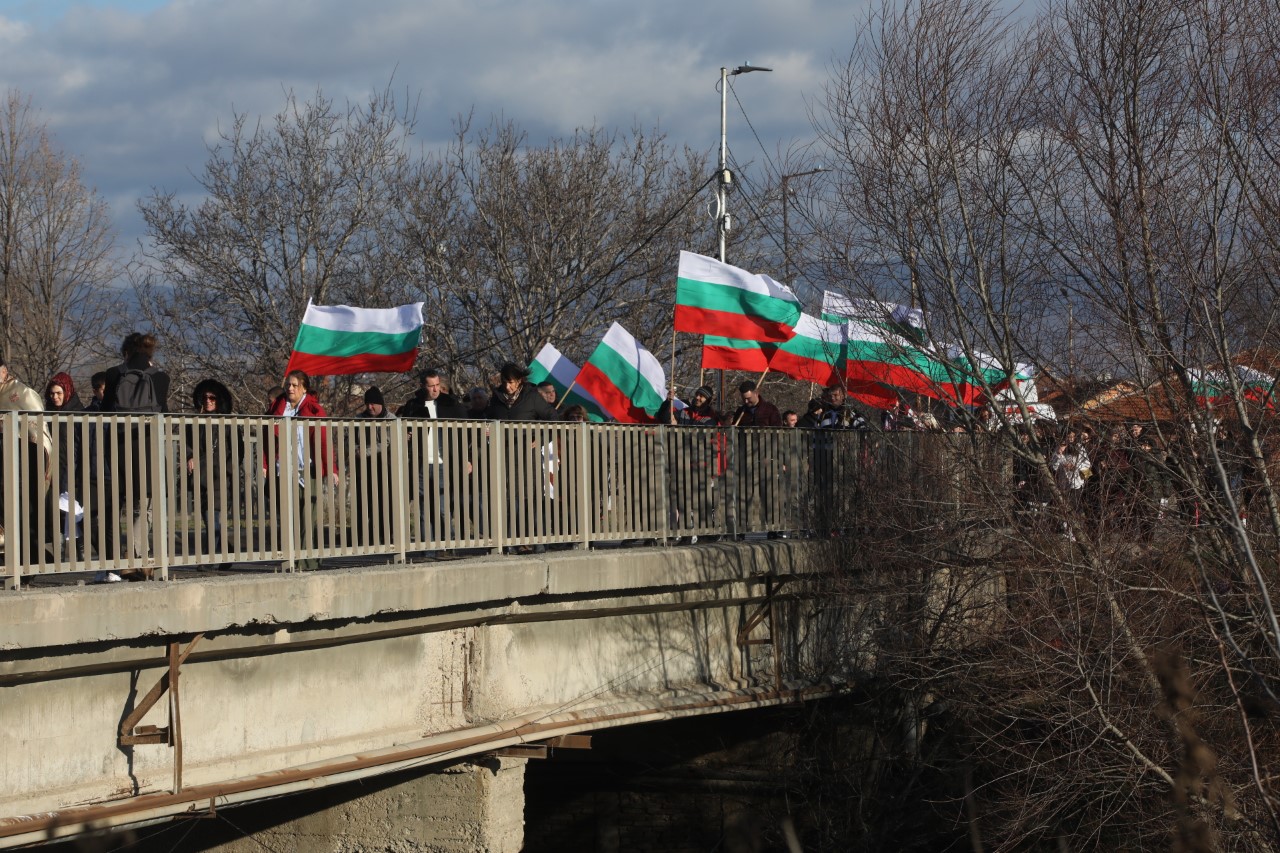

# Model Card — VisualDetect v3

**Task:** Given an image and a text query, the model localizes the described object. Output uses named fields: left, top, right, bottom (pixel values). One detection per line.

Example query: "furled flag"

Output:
left=823, top=294, right=1034, bottom=408
left=528, top=343, right=610, bottom=422
left=822, top=291, right=926, bottom=341
left=675, top=251, right=801, bottom=342
left=766, top=313, right=846, bottom=387
left=576, top=323, right=668, bottom=424
left=1189, top=366, right=1277, bottom=408
left=285, top=300, right=424, bottom=377
left=701, top=335, right=771, bottom=372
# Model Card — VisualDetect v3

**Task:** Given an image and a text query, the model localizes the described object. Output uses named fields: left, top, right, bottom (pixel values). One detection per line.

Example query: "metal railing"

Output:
left=0, top=412, right=984, bottom=588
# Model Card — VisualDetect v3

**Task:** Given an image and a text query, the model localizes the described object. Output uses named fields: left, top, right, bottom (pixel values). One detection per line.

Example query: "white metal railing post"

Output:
left=390, top=418, right=409, bottom=563
left=488, top=422, right=504, bottom=554
left=658, top=425, right=670, bottom=544
left=152, top=414, right=169, bottom=580
left=727, top=427, right=739, bottom=539
left=279, top=419, right=297, bottom=571
left=578, top=422, right=591, bottom=549
left=3, top=411, right=21, bottom=590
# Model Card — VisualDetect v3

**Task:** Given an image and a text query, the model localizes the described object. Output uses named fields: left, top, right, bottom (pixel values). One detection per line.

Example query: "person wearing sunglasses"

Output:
left=186, top=379, right=238, bottom=566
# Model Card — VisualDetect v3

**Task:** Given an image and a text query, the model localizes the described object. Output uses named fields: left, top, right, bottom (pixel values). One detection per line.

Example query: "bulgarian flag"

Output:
left=675, top=251, right=800, bottom=342
left=766, top=313, right=846, bottom=386
left=843, top=321, right=996, bottom=408
left=285, top=300, right=424, bottom=376
left=576, top=323, right=667, bottom=424
left=528, top=343, right=609, bottom=422
left=822, top=291, right=926, bottom=342
left=1189, top=366, right=1276, bottom=407
left=702, top=335, right=770, bottom=372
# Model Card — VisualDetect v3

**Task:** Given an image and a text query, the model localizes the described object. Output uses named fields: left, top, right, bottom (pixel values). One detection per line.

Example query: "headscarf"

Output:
left=45, top=372, right=77, bottom=410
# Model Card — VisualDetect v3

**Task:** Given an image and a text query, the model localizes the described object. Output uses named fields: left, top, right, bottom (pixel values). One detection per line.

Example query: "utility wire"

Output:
left=729, top=80, right=782, bottom=182
left=450, top=172, right=717, bottom=366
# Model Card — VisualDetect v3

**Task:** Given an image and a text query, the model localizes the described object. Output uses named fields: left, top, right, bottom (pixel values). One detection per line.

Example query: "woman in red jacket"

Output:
left=267, top=370, right=338, bottom=568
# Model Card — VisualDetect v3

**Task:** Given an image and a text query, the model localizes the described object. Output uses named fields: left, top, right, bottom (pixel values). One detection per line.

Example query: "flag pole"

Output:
left=669, top=330, right=678, bottom=400
left=555, top=379, right=578, bottom=409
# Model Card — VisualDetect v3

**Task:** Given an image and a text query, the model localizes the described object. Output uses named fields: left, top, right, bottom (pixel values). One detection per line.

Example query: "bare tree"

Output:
left=138, top=86, right=417, bottom=410
left=394, top=117, right=711, bottom=390
left=0, top=89, right=119, bottom=386
left=809, top=0, right=1280, bottom=849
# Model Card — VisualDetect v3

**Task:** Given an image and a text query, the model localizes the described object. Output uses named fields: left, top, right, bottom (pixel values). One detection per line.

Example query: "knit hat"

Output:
left=364, top=386, right=385, bottom=407
left=694, top=385, right=714, bottom=401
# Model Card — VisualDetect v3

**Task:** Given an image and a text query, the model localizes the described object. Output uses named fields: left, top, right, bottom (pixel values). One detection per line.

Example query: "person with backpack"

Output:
left=102, top=333, right=170, bottom=572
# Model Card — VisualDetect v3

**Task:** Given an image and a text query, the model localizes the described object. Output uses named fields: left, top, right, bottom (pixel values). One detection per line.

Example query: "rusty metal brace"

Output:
left=736, top=577, right=789, bottom=694
left=118, top=634, right=204, bottom=794
left=736, top=576, right=788, bottom=647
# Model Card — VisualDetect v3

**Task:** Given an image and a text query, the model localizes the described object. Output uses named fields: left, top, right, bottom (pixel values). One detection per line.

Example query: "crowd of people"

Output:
left=0, top=326, right=941, bottom=572
left=0, top=329, right=1265, bottom=577
left=1023, top=419, right=1265, bottom=540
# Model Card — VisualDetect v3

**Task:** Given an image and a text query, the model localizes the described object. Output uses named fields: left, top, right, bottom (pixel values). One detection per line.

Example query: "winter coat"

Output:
left=484, top=384, right=558, bottom=422
left=186, top=379, right=240, bottom=507
left=398, top=390, right=469, bottom=420
left=733, top=398, right=783, bottom=428
left=267, top=393, right=334, bottom=480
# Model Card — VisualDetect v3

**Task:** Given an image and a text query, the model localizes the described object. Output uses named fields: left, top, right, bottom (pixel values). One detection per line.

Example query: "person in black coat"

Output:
left=186, top=378, right=239, bottom=559
left=485, top=363, right=558, bottom=551
left=485, top=363, right=559, bottom=422
left=398, top=370, right=470, bottom=551
left=399, top=369, right=469, bottom=419
left=103, top=333, right=171, bottom=566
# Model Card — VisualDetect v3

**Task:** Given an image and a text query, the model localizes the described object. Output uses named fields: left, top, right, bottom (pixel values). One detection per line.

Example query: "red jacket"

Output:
left=267, top=393, right=335, bottom=477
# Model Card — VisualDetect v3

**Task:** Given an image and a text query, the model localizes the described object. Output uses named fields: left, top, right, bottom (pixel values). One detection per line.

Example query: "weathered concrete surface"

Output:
left=0, top=544, right=807, bottom=651
left=0, top=542, right=849, bottom=846
left=194, top=758, right=528, bottom=853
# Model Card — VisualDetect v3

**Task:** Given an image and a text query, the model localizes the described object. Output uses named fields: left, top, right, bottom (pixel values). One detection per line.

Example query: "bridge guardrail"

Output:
left=0, top=413, right=987, bottom=588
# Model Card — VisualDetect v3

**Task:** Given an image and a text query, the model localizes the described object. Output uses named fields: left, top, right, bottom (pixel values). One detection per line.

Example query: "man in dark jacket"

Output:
left=732, top=381, right=784, bottom=533
left=103, top=333, right=171, bottom=568
left=485, top=363, right=559, bottom=421
left=399, top=369, right=468, bottom=419
left=485, top=363, right=557, bottom=552
left=399, top=369, right=469, bottom=553
left=732, top=381, right=782, bottom=427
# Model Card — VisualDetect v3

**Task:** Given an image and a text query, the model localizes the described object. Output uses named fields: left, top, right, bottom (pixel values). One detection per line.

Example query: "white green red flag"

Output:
left=675, top=251, right=800, bottom=342
left=766, top=313, right=846, bottom=386
left=285, top=300, right=423, bottom=376
left=528, top=343, right=609, bottom=422
left=701, top=335, right=770, bottom=372
left=822, top=291, right=926, bottom=341
left=1189, top=366, right=1276, bottom=407
left=576, top=323, right=668, bottom=424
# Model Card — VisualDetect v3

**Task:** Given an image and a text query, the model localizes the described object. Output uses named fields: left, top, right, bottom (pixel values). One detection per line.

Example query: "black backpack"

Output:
left=114, top=364, right=161, bottom=413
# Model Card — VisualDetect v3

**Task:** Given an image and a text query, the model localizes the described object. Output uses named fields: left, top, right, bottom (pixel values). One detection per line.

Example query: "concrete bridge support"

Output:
left=170, top=758, right=528, bottom=853
left=2, top=543, right=858, bottom=847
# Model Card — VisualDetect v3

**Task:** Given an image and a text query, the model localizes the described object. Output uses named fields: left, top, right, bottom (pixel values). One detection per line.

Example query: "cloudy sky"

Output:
left=0, top=0, right=862, bottom=252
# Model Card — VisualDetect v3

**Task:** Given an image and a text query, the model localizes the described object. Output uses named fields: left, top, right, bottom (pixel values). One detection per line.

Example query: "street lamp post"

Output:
left=717, top=64, right=771, bottom=263
left=715, top=63, right=771, bottom=406
left=781, top=167, right=825, bottom=284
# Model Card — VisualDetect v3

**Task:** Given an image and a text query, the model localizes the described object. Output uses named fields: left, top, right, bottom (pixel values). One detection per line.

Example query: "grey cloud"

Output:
left=0, top=0, right=861, bottom=247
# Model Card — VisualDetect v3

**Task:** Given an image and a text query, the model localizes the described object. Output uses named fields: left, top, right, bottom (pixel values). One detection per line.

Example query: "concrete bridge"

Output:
left=0, top=539, right=860, bottom=850
left=0, top=419, right=989, bottom=848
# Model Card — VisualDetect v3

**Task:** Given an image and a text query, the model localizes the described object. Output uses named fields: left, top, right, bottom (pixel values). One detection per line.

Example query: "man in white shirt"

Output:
left=399, top=370, right=467, bottom=555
